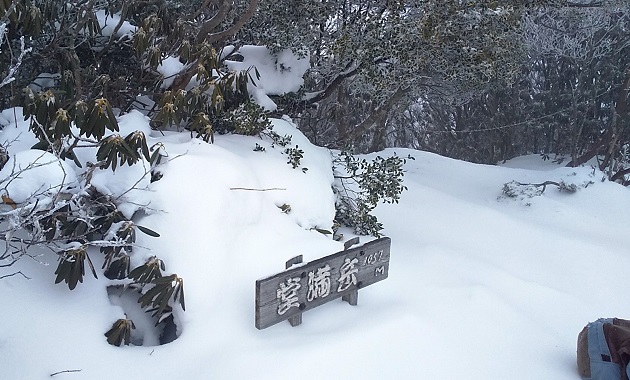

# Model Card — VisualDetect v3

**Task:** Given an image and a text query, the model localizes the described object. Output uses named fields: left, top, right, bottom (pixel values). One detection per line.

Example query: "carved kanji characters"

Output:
left=276, top=277, right=301, bottom=315
left=307, top=264, right=331, bottom=302
left=337, top=257, right=358, bottom=292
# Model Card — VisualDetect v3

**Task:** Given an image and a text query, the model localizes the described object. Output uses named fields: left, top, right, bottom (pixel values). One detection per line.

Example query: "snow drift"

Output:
left=1, top=110, right=630, bottom=379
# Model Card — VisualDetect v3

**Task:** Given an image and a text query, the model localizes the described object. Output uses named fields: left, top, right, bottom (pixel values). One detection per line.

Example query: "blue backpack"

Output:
left=578, top=318, right=630, bottom=380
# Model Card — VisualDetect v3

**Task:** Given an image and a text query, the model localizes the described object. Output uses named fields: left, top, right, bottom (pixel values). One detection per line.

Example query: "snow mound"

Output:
left=2, top=114, right=630, bottom=380
left=0, top=150, right=77, bottom=203
left=225, top=45, right=310, bottom=110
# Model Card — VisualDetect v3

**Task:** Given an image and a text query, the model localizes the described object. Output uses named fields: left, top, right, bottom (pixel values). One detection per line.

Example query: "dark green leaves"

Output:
left=136, top=225, right=160, bottom=237
left=101, top=222, right=160, bottom=280
left=314, top=228, right=332, bottom=236
left=93, top=209, right=126, bottom=237
left=105, top=319, right=135, bottom=346
left=103, top=254, right=130, bottom=280
left=133, top=27, right=149, bottom=58
left=101, top=221, right=134, bottom=279
left=23, top=89, right=58, bottom=140
left=128, top=256, right=165, bottom=284
left=149, top=70, right=252, bottom=137
left=227, top=102, right=271, bottom=136
left=22, top=92, right=121, bottom=168
left=145, top=46, right=163, bottom=70
left=50, top=108, right=72, bottom=140
left=82, top=98, right=119, bottom=140
left=1, top=1, right=43, bottom=37
left=334, top=152, right=410, bottom=237
left=284, top=146, right=304, bottom=169
left=153, top=100, right=182, bottom=130
left=138, top=274, right=186, bottom=317
left=54, top=245, right=98, bottom=290
left=126, top=132, right=151, bottom=163
left=126, top=257, right=185, bottom=322
left=96, top=131, right=150, bottom=172
left=188, top=112, right=214, bottom=143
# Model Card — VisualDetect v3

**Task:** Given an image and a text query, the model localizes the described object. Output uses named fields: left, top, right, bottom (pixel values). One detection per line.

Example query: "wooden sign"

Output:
left=255, top=237, right=391, bottom=330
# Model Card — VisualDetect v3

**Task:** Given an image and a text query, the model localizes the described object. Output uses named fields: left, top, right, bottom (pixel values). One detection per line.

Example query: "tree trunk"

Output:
left=567, top=68, right=630, bottom=168
left=337, top=86, right=410, bottom=147
left=368, top=117, right=388, bottom=153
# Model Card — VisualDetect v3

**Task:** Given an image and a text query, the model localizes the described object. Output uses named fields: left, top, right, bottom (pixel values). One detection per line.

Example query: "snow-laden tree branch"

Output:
left=0, top=23, right=32, bottom=89
left=522, top=3, right=629, bottom=61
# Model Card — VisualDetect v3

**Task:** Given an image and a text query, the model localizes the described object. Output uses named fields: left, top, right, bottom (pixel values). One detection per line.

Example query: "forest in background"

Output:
left=1, top=1, right=628, bottom=184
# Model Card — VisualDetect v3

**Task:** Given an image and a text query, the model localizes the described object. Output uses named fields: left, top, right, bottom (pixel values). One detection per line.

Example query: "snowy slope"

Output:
left=1, top=113, right=630, bottom=379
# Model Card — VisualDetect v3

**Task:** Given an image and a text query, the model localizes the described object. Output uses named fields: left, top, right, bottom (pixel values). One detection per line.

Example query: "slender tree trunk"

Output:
left=338, top=86, right=409, bottom=147
left=368, top=117, right=388, bottom=153
left=567, top=68, right=630, bottom=168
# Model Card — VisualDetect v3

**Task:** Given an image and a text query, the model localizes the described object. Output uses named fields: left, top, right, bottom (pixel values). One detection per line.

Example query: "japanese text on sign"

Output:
left=255, top=237, right=391, bottom=329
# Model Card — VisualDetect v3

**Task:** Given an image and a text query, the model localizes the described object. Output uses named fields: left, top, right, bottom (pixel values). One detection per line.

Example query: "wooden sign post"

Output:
left=255, top=237, right=391, bottom=330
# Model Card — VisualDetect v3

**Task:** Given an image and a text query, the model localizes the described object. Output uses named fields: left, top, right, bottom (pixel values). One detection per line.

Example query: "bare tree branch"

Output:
left=203, top=0, right=259, bottom=45
left=304, top=61, right=362, bottom=105
left=96, top=2, right=132, bottom=60
left=50, top=369, right=82, bottom=377
left=0, top=271, right=30, bottom=280
left=195, top=0, right=232, bottom=45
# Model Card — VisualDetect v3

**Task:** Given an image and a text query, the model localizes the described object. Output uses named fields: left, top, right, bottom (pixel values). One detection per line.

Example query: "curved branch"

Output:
left=338, top=86, right=410, bottom=145
left=202, top=0, right=259, bottom=45
left=292, top=57, right=392, bottom=114
left=305, top=61, right=362, bottom=105
left=195, top=0, right=232, bottom=45
left=0, top=271, right=30, bottom=280
left=96, top=3, right=131, bottom=60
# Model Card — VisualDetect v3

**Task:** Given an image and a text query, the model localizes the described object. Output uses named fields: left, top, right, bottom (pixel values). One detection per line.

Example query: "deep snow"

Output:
left=1, top=108, right=630, bottom=379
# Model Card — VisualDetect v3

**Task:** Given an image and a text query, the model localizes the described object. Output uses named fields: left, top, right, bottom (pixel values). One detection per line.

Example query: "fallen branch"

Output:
left=514, top=180, right=561, bottom=193
left=502, top=180, right=579, bottom=199
left=50, top=369, right=82, bottom=377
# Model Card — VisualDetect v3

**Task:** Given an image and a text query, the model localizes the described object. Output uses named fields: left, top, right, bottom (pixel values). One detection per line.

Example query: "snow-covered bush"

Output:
left=499, top=179, right=592, bottom=203
left=0, top=110, right=184, bottom=325
left=0, top=0, right=415, bottom=346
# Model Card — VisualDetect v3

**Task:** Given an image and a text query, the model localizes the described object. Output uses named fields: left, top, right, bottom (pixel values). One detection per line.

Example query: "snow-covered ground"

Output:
left=1, top=110, right=629, bottom=379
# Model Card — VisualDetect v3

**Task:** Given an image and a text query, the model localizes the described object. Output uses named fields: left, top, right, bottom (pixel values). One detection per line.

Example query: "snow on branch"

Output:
left=0, top=23, right=32, bottom=89
left=522, top=4, right=629, bottom=60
